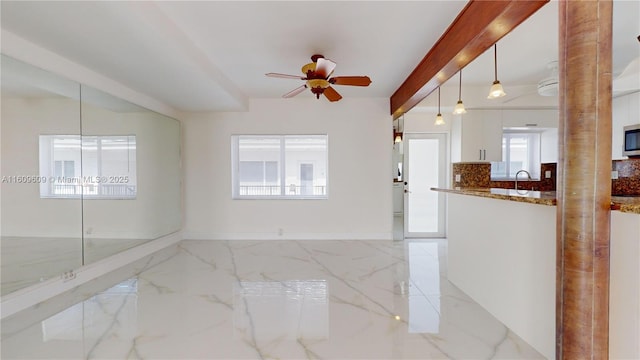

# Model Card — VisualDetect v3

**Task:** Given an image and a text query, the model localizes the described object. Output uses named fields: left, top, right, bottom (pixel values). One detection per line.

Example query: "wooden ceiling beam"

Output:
left=390, top=0, right=549, bottom=119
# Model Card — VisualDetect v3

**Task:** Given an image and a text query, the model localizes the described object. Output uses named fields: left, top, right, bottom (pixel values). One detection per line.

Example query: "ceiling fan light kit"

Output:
left=487, top=44, right=507, bottom=99
left=266, top=54, right=371, bottom=102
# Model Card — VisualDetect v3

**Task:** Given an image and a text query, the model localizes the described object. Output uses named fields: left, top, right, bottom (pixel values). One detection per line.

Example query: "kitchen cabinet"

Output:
left=460, top=109, right=503, bottom=162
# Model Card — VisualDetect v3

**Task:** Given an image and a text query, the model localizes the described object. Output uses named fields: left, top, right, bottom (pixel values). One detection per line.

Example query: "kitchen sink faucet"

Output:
left=515, top=169, right=532, bottom=190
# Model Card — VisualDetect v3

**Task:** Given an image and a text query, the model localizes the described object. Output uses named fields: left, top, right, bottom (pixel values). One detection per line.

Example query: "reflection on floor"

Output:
left=394, top=214, right=404, bottom=240
left=1, top=237, right=150, bottom=295
left=1, top=240, right=544, bottom=359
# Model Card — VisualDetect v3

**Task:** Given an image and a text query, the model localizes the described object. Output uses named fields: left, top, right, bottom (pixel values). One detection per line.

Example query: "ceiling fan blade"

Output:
left=315, top=58, right=337, bottom=78
left=266, top=72, right=305, bottom=80
left=283, top=85, right=307, bottom=98
left=330, top=76, right=372, bottom=86
left=323, top=86, right=342, bottom=102
left=503, top=90, right=538, bottom=103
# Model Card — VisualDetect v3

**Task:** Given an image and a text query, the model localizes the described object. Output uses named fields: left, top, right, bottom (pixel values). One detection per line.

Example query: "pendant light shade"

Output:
left=453, top=71, right=467, bottom=115
left=394, top=114, right=404, bottom=143
left=487, top=44, right=506, bottom=99
left=434, top=87, right=445, bottom=125
left=453, top=100, right=466, bottom=114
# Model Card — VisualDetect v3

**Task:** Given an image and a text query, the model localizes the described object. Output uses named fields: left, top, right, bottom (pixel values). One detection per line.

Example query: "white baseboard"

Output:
left=183, top=232, right=393, bottom=241
left=83, top=230, right=174, bottom=240
left=1, top=231, right=183, bottom=319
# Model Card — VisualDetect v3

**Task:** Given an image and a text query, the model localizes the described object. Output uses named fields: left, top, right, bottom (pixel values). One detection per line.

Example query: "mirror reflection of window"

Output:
left=41, top=278, right=138, bottom=342
left=233, top=280, right=328, bottom=340
left=39, top=135, right=137, bottom=199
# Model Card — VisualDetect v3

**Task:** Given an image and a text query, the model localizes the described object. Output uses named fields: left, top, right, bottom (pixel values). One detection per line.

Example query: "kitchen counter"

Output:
left=443, top=189, right=640, bottom=358
left=431, top=187, right=640, bottom=214
left=611, top=195, right=640, bottom=213
left=432, top=187, right=557, bottom=206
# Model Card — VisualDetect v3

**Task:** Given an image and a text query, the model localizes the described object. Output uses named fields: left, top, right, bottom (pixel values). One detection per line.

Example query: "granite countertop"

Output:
left=611, top=196, right=640, bottom=214
left=431, top=187, right=640, bottom=214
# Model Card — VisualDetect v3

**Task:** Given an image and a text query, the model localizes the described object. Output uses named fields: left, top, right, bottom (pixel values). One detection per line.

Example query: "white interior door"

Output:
left=403, top=133, right=447, bottom=238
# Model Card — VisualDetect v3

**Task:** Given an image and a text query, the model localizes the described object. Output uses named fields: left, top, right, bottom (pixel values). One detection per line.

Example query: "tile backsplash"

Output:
left=451, top=163, right=491, bottom=188
left=452, top=159, right=640, bottom=195
left=451, top=162, right=557, bottom=191
left=612, top=159, right=640, bottom=196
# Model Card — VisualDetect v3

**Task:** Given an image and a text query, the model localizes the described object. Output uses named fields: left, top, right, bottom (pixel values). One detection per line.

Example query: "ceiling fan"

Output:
left=501, top=61, right=558, bottom=104
left=537, top=61, right=559, bottom=97
left=266, top=54, right=372, bottom=102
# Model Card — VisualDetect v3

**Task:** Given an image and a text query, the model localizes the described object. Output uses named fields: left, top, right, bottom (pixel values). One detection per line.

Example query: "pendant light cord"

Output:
left=458, top=70, right=462, bottom=101
left=494, top=44, right=498, bottom=82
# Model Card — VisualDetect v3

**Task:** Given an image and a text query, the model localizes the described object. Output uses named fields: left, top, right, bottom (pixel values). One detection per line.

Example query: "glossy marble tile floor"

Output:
left=1, top=240, right=544, bottom=359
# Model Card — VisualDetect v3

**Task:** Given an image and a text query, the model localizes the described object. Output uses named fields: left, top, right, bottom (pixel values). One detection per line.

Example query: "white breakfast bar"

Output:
left=432, top=188, right=640, bottom=360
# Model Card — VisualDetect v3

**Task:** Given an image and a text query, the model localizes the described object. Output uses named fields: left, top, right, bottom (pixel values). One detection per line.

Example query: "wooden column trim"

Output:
left=389, top=0, right=548, bottom=119
left=556, top=0, right=612, bottom=359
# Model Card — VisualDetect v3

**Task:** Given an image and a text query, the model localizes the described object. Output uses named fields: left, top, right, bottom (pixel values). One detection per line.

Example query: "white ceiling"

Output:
left=1, top=1, right=638, bottom=114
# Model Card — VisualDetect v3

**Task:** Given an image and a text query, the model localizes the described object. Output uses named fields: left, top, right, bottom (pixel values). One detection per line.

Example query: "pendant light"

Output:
left=394, top=114, right=403, bottom=143
left=453, top=70, right=467, bottom=115
left=434, top=87, right=445, bottom=125
left=487, top=44, right=507, bottom=99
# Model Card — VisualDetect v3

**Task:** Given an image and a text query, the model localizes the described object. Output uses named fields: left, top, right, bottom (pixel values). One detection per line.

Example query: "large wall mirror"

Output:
left=1, top=54, right=182, bottom=296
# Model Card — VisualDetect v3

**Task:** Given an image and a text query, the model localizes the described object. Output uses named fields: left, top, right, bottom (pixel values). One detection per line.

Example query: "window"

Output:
left=39, top=135, right=137, bottom=199
left=232, top=135, right=328, bottom=199
left=490, top=131, right=541, bottom=180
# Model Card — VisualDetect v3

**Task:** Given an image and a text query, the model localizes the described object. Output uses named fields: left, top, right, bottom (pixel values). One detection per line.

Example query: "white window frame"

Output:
left=231, top=135, right=328, bottom=200
left=491, top=131, right=541, bottom=180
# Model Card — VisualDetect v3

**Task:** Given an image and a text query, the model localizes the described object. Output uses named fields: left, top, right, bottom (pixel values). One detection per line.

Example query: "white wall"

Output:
left=450, top=115, right=463, bottom=163
left=82, top=104, right=182, bottom=239
left=182, top=97, right=393, bottom=240
left=540, top=127, right=558, bottom=163
left=1, top=98, right=83, bottom=238
left=403, top=111, right=453, bottom=134
left=612, top=91, right=640, bottom=159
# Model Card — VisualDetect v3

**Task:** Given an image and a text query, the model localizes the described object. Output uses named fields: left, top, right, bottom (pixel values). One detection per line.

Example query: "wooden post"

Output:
left=556, top=0, right=612, bottom=359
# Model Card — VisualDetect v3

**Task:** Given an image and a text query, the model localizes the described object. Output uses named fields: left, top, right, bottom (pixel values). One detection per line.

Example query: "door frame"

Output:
left=403, top=133, right=448, bottom=238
